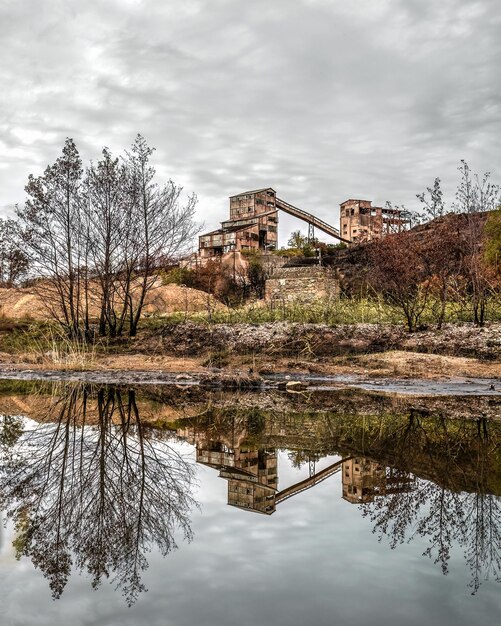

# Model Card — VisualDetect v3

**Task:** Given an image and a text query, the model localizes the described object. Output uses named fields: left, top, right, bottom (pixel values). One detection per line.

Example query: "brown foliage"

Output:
left=368, top=211, right=499, bottom=329
left=368, top=231, right=431, bottom=331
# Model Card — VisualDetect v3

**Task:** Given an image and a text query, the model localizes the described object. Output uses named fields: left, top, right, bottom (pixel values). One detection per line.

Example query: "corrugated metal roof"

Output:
left=229, top=187, right=276, bottom=198
left=340, top=199, right=372, bottom=205
left=199, top=228, right=224, bottom=237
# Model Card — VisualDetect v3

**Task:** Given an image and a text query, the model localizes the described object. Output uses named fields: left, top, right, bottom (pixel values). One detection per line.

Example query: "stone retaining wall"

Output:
left=264, top=266, right=339, bottom=302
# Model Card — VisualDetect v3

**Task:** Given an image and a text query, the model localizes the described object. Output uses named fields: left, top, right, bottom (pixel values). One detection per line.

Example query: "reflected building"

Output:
left=178, top=423, right=278, bottom=514
left=197, top=441, right=237, bottom=469
left=176, top=425, right=415, bottom=514
left=180, top=423, right=344, bottom=514
left=342, top=458, right=414, bottom=503
left=222, top=449, right=278, bottom=515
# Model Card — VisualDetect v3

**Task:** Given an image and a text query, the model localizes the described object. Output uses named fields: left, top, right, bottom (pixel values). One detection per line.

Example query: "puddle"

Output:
left=0, top=368, right=499, bottom=397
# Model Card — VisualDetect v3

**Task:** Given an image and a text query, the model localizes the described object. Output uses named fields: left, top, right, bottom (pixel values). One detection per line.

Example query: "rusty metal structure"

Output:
left=339, top=199, right=412, bottom=244
left=198, top=188, right=279, bottom=258
left=198, top=189, right=411, bottom=259
left=198, top=187, right=350, bottom=258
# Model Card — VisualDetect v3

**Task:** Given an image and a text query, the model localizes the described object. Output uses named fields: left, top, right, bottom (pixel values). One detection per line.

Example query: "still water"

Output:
left=0, top=381, right=499, bottom=626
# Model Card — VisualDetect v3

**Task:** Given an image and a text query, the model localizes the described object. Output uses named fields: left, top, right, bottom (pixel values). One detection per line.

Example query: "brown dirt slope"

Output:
left=0, top=281, right=224, bottom=320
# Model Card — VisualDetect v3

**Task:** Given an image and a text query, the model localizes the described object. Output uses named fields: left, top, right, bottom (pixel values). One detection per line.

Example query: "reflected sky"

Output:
left=0, top=383, right=499, bottom=626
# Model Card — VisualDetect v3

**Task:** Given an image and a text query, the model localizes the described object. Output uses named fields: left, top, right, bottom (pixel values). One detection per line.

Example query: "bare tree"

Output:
left=16, top=136, right=199, bottom=338
left=83, top=147, right=129, bottom=336
left=420, top=218, right=463, bottom=328
left=403, top=162, right=500, bottom=326
left=17, top=139, right=89, bottom=337
left=453, top=161, right=500, bottom=325
left=416, top=177, right=447, bottom=222
left=367, top=231, right=432, bottom=331
left=0, top=384, right=197, bottom=605
left=120, top=135, right=199, bottom=336
left=360, top=415, right=501, bottom=593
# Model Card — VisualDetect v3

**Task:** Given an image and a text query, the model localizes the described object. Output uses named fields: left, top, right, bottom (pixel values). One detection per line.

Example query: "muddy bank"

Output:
left=0, top=321, right=499, bottom=383
left=0, top=367, right=263, bottom=389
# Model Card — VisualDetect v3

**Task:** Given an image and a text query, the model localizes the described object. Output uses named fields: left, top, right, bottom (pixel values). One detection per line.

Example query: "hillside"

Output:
left=0, top=279, right=225, bottom=320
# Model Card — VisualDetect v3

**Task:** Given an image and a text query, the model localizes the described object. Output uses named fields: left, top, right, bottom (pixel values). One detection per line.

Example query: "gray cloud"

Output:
left=1, top=0, right=500, bottom=243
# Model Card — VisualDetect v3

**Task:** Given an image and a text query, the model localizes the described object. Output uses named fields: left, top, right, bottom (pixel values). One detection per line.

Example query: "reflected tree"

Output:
left=0, top=385, right=197, bottom=605
left=0, top=414, right=24, bottom=448
left=360, top=416, right=501, bottom=592
left=462, top=426, right=501, bottom=593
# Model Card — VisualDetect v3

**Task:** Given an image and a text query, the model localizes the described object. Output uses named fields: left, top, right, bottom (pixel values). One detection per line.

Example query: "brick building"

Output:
left=197, top=190, right=411, bottom=261
left=342, top=457, right=415, bottom=503
left=198, top=188, right=279, bottom=258
left=340, top=199, right=411, bottom=243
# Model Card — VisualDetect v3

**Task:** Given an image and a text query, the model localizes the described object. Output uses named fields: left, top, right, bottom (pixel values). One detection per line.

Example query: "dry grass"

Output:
left=92, top=354, right=205, bottom=372
left=349, top=350, right=501, bottom=379
left=29, top=326, right=99, bottom=370
left=2, top=343, right=499, bottom=380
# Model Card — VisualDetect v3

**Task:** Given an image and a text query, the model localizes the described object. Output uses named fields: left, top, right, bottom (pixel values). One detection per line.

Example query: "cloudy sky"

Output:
left=1, top=0, right=500, bottom=247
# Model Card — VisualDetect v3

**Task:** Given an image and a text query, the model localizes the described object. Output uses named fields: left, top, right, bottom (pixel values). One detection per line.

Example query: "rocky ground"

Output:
left=150, top=321, right=501, bottom=360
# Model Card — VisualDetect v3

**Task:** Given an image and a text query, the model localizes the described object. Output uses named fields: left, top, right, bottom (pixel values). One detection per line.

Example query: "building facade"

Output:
left=339, top=199, right=411, bottom=244
left=198, top=188, right=279, bottom=258
left=342, top=457, right=415, bottom=503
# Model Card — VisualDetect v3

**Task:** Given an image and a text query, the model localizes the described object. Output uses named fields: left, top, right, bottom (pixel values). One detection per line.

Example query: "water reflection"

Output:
left=0, top=383, right=500, bottom=605
left=0, top=385, right=197, bottom=605
left=174, top=403, right=501, bottom=592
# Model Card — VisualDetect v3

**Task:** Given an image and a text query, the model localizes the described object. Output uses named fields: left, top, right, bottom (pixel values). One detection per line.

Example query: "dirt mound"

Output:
left=142, top=283, right=225, bottom=315
left=0, top=281, right=224, bottom=320
left=0, top=288, right=48, bottom=319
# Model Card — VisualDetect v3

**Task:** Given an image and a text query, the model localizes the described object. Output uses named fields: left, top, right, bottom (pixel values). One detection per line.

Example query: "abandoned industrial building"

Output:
left=197, top=188, right=411, bottom=259
left=198, top=188, right=279, bottom=258
left=340, top=199, right=412, bottom=243
left=342, top=458, right=415, bottom=504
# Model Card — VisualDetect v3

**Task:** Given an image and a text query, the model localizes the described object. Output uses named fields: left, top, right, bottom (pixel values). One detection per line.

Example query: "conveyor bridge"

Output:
left=275, top=197, right=350, bottom=244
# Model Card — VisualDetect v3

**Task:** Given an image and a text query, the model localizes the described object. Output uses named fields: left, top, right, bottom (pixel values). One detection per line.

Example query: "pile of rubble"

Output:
left=157, top=322, right=501, bottom=360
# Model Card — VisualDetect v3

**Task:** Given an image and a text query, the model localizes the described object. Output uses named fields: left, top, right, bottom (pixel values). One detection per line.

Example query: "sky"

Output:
left=1, top=0, right=500, bottom=249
